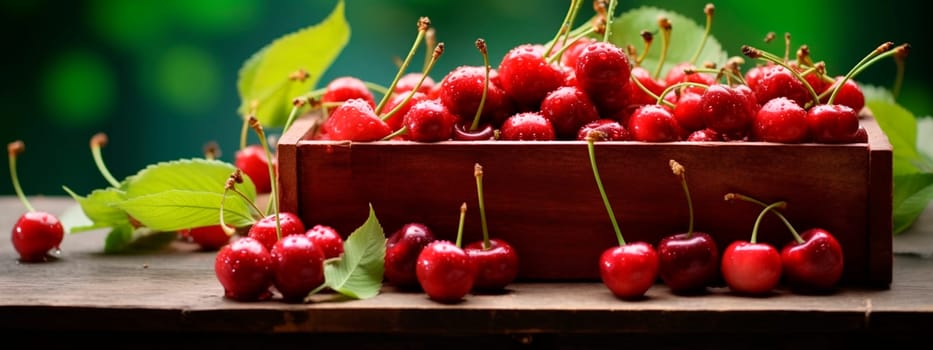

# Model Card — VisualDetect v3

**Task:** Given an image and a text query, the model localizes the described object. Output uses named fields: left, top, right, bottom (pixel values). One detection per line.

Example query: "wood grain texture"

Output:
left=279, top=114, right=892, bottom=285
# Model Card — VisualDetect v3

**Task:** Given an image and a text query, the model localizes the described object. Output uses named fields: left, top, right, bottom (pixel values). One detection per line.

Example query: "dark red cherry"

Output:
left=385, top=223, right=437, bottom=289
left=540, top=85, right=600, bottom=139
left=271, top=234, right=325, bottom=302
left=402, top=98, right=458, bottom=142
left=700, top=84, right=756, bottom=134
left=806, top=104, right=860, bottom=143
left=820, top=76, right=865, bottom=113
left=305, top=224, right=344, bottom=259
left=214, top=236, right=274, bottom=302
left=577, top=118, right=632, bottom=141
left=574, top=41, right=631, bottom=94
left=464, top=238, right=519, bottom=292
left=627, top=104, right=682, bottom=142
left=499, top=112, right=556, bottom=140
left=416, top=240, right=476, bottom=303
left=672, top=91, right=706, bottom=132
left=12, top=211, right=64, bottom=262
left=752, top=97, right=809, bottom=143
left=781, top=228, right=845, bottom=293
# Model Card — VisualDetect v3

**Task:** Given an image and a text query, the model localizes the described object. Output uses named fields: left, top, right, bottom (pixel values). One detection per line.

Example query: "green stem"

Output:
left=7, top=141, right=34, bottom=212
left=689, top=4, right=714, bottom=65
left=470, top=39, right=490, bottom=131
left=742, top=45, right=820, bottom=108
left=751, top=201, right=787, bottom=244
left=456, top=203, right=467, bottom=248
left=382, top=43, right=444, bottom=123
left=547, top=27, right=597, bottom=65
left=602, top=0, right=619, bottom=43
left=628, top=74, right=675, bottom=109
left=381, top=126, right=407, bottom=141
left=543, top=0, right=578, bottom=58
left=475, top=164, right=490, bottom=249
left=586, top=135, right=625, bottom=246
left=670, top=160, right=694, bottom=236
left=249, top=118, right=281, bottom=240
left=654, top=17, right=671, bottom=80
left=375, top=18, right=430, bottom=114
left=727, top=193, right=801, bottom=243
left=90, top=136, right=122, bottom=188
left=656, top=81, right=708, bottom=105
left=829, top=43, right=898, bottom=105
left=281, top=100, right=307, bottom=136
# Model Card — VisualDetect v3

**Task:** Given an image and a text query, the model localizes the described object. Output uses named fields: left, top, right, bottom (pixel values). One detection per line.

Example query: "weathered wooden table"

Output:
left=2, top=196, right=931, bottom=349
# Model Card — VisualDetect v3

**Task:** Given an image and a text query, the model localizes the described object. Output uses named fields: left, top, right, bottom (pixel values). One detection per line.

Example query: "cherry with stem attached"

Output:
left=416, top=203, right=477, bottom=303
left=464, top=163, right=519, bottom=293
left=727, top=193, right=844, bottom=293
left=657, top=160, right=719, bottom=294
left=8, top=141, right=64, bottom=263
left=720, top=197, right=784, bottom=296
left=586, top=130, right=659, bottom=300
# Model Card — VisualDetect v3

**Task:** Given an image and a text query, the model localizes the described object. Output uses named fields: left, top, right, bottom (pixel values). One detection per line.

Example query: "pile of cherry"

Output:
left=304, top=10, right=907, bottom=145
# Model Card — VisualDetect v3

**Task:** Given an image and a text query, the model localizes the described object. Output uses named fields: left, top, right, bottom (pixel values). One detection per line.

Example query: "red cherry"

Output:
left=574, top=41, right=632, bottom=93
left=321, top=76, right=376, bottom=114
left=806, top=104, right=860, bottom=143
left=402, top=98, right=458, bottom=142
left=8, top=140, right=64, bottom=263
left=381, top=91, right=427, bottom=132
left=781, top=228, right=845, bottom=293
left=464, top=239, right=519, bottom=292
left=819, top=77, right=865, bottom=113
left=664, top=62, right=715, bottom=95
left=576, top=119, right=632, bottom=141
left=270, top=234, right=325, bottom=302
left=685, top=128, right=723, bottom=142
left=700, top=84, right=757, bottom=135
left=12, top=211, right=64, bottom=262
left=393, top=72, right=435, bottom=96
left=499, top=112, right=556, bottom=140
left=305, top=224, right=344, bottom=259
left=672, top=91, right=706, bottom=132
left=559, top=37, right=597, bottom=69
left=234, top=144, right=273, bottom=194
left=186, top=225, right=231, bottom=251
left=497, top=44, right=566, bottom=109
left=626, top=66, right=667, bottom=107
left=439, top=66, right=513, bottom=126
left=385, top=223, right=436, bottom=289
left=752, top=65, right=810, bottom=108
left=721, top=241, right=782, bottom=295
left=540, top=85, right=600, bottom=139
left=214, top=236, right=274, bottom=302
left=599, top=242, right=660, bottom=300
left=322, top=98, right=392, bottom=142
left=416, top=240, right=476, bottom=303
left=751, top=97, right=809, bottom=143
left=626, top=104, right=682, bottom=142
left=453, top=122, right=497, bottom=141
left=247, top=212, right=307, bottom=251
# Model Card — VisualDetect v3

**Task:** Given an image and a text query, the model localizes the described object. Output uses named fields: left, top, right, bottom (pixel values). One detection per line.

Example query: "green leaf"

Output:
left=893, top=173, right=933, bottom=235
left=104, top=224, right=135, bottom=253
left=236, top=0, right=350, bottom=127
left=104, top=225, right=177, bottom=254
left=117, top=190, right=257, bottom=232
left=320, top=204, right=386, bottom=299
left=62, top=186, right=129, bottom=233
left=606, top=6, right=729, bottom=79
left=125, top=158, right=255, bottom=200
left=867, top=100, right=920, bottom=175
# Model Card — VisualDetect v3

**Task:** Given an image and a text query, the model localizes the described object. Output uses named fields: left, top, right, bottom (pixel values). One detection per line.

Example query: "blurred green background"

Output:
left=2, top=0, right=928, bottom=197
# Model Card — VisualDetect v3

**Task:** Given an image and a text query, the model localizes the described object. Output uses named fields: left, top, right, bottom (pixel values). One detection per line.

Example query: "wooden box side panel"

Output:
left=865, top=113, right=894, bottom=287
left=291, top=141, right=873, bottom=283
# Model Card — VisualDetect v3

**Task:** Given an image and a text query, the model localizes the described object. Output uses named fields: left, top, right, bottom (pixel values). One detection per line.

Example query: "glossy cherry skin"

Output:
left=439, top=66, right=513, bottom=126
left=540, top=85, right=600, bottom=139
left=384, top=223, right=436, bottom=289
left=806, top=104, right=860, bottom=143
left=720, top=241, right=782, bottom=295
left=497, top=44, right=565, bottom=109
left=321, top=76, right=376, bottom=114
left=499, top=112, right=556, bottom=141
left=184, top=225, right=231, bottom=251
left=559, top=37, right=597, bottom=69
left=751, top=97, right=809, bottom=143
left=752, top=65, right=810, bottom=108
left=819, top=77, right=865, bottom=113
left=686, top=128, right=723, bottom=142
left=626, top=66, right=667, bottom=107
left=464, top=238, right=519, bottom=292
left=322, top=98, right=392, bottom=142
left=781, top=228, right=844, bottom=293
left=574, top=41, right=631, bottom=94
left=247, top=212, right=307, bottom=251
left=416, top=240, right=476, bottom=303
left=664, top=62, right=715, bottom=95
left=235, top=144, right=273, bottom=194
left=627, top=104, right=682, bottom=142
left=672, top=91, right=705, bottom=132
left=599, top=242, right=660, bottom=300
left=12, top=211, right=64, bottom=262
left=393, top=72, right=436, bottom=95
left=305, top=224, right=344, bottom=259
left=270, top=234, right=325, bottom=302
left=700, top=84, right=757, bottom=135
left=657, top=232, right=720, bottom=294
left=402, top=99, right=458, bottom=142
left=453, top=122, right=497, bottom=141
left=381, top=91, right=427, bottom=132
left=214, top=236, right=274, bottom=302
left=576, top=119, right=632, bottom=141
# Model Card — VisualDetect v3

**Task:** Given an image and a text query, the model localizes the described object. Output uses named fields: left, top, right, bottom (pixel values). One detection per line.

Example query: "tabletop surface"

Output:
left=2, top=195, right=932, bottom=348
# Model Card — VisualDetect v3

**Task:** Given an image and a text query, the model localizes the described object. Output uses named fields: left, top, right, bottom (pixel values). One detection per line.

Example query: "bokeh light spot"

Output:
left=41, top=51, right=116, bottom=126
left=151, top=46, right=221, bottom=116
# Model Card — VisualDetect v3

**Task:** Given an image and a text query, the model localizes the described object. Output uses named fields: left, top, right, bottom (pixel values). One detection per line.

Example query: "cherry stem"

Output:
left=893, top=46, right=907, bottom=99
left=636, top=30, right=652, bottom=66
left=423, top=27, right=436, bottom=73
left=741, top=45, right=820, bottom=108
left=456, top=202, right=467, bottom=248
left=670, top=160, right=694, bottom=236
left=602, top=0, right=619, bottom=43
left=547, top=27, right=597, bottom=65
left=474, top=163, right=491, bottom=249
left=689, top=3, right=714, bottom=65
left=248, top=116, right=281, bottom=240
left=686, top=67, right=745, bottom=86
left=725, top=193, right=802, bottom=243
left=586, top=131, right=625, bottom=246
left=218, top=171, right=249, bottom=236
left=282, top=97, right=309, bottom=135
left=203, top=141, right=220, bottom=161
left=381, top=42, right=444, bottom=122
left=783, top=32, right=791, bottom=63
left=829, top=42, right=901, bottom=105
left=628, top=73, right=675, bottom=109
left=543, top=0, right=579, bottom=59
left=375, top=17, right=431, bottom=114
left=8, top=141, right=34, bottom=213
left=89, top=133, right=121, bottom=188
left=654, top=16, right=672, bottom=80
left=470, top=39, right=490, bottom=131
left=657, top=81, right=708, bottom=105
left=751, top=200, right=787, bottom=244
left=381, top=126, right=408, bottom=141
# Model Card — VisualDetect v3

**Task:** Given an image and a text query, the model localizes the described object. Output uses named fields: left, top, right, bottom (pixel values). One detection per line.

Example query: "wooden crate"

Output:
left=277, top=113, right=892, bottom=288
